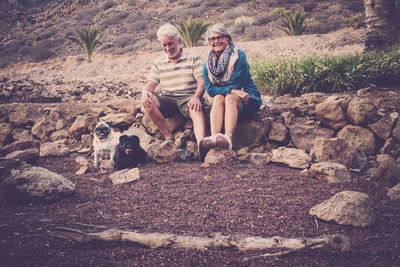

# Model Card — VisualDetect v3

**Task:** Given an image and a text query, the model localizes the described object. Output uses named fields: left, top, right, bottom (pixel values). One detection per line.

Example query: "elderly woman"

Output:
left=201, top=23, right=262, bottom=151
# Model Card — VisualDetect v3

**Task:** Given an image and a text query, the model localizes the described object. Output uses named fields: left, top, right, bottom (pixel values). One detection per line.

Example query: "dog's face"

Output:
left=92, top=121, right=113, bottom=140
left=119, top=135, right=140, bottom=155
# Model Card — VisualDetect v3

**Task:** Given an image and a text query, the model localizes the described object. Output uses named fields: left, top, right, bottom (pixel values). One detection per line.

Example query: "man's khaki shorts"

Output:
left=155, top=93, right=204, bottom=119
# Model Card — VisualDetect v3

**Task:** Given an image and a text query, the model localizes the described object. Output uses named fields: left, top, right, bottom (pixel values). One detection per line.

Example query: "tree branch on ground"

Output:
left=49, top=227, right=350, bottom=254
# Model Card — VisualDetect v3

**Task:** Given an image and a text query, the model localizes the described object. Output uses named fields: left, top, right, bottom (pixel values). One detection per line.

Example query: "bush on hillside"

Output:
left=176, top=17, right=210, bottom=47
left=244, top=25, right=270, bottom=41
left=251, top=45, right=400, bottom=96
left=224, top=7, right=252, bottom=20
left=68, top=26, right=103, bottom=62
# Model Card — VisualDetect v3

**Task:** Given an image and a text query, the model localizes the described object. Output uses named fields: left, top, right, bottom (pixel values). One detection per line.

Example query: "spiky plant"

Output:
left=176, top=17, right=210, bottom=47
left=68, top=26, right=103, bottom=62
left=273, top=8, right=308, bottom=36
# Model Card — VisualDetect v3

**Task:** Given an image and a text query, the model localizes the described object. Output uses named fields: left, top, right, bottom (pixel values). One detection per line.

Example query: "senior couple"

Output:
left=141, top=23, right=262, bottom=161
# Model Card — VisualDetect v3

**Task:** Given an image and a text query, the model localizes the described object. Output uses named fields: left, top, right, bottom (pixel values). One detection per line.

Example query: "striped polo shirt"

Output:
left=148, top=49, right=203, bottom=96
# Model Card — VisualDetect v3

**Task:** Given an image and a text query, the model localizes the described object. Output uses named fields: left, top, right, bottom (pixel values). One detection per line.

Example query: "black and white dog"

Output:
left=114, top=134, right=146, bottom=170
left=92, top=121, right=120, bottom=168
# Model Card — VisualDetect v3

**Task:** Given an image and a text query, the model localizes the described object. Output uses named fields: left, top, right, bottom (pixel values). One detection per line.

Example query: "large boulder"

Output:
left=368, top=115, right=397, bottom=141
left=336, top=125, right=376, bottom=155
left=1, top=139, right=40, bottom=156
left=142, top=113, right=186, bottom=135
left=1, top=165, right=75, bottom=203
left=31, top=116, right=56, bottom=141
left=100, top=113, right=136, bottom=129
left=9, top=106, right=40, bottom=127
left=369, top=154, right=400, bottom=181
left=204, top=148, right=236, bottom=167
left=393, top=118, right=400, bottom=142
left=40, top=142, right=70, bottom=157
left=312, top=137, right=359, bottom=168
left=5, top=148, right=40, bottom=164
left=146, top=140, right=177, bottom=163
left=268, top=122, right=288, bottom=143
left=271, top=147, right=311, bottom=169
left=346, top=98, right=375, bottom=126
left=309, top=162, right=350, bottom=183
left=315, top=97, right=348, bottom=130
left=381, top=138, right=400, bottom=158
left=387, top=183, right=400, bottom=200
left=0, top=122, right=13, bottom=146
left=309, top=191, right=376, bottom=227
left=125, top=125, right=154, bottom=152
left=69, top=115, right=90, bottom=140
left=290, top=123, right=334, bottom=152
left=233, top=120, right=267, bottom=149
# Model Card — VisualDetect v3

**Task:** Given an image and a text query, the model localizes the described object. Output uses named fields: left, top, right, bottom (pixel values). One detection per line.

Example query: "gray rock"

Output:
left=337, top=125, right=376, bottom=155
left=387, top=183, right=400, bottom=200
left=346, top=98, right=375, bottom=126
left=368, top=115, right=396, bottom=141
left=147, top=140, right=177, bottom=163
left=290, top=123, right=334, bottom=152
left=268, top=122, right=288, bottom=143
left=40, top=142, right=70, bottom=157
left=31, top=116, right=56, bottom=141
left=309, top=191, right=376, bottom=227
left=313, top=137, right=358, bottom=168
left=0, top=123, right=13, bottom=146
left=5, top=148, right=40, bottom=164
left=203, top=148, right=236, bottom=167
left=271, top=147, right=311, bottom=169
left=309, top=162, right=350, bottom=183
left=2, top=165, right=75, bottom=203
left=315, top=98, right=348, bottom=129
left=110, top=168, right=140, bottom=185
left=233, top=120, right=267, bottom=149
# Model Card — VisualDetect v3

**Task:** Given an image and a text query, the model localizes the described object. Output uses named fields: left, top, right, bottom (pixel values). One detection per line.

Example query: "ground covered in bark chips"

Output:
left=1, top=154, right=399, bottom=266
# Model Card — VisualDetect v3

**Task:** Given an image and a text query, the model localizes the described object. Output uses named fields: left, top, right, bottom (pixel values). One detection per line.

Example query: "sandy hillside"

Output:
left=2, top=28, right=365, bottom=98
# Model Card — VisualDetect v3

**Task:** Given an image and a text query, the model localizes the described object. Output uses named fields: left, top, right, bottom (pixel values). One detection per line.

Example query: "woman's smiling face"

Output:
left=208, top=32, right=230, bottom=57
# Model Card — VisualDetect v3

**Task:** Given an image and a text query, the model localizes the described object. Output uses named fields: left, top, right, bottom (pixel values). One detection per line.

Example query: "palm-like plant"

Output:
left=274, top=9, right=308, bottom=36
left=176, top=17, right=210, bottom=47
left=68, top=27, right=103, bottom=62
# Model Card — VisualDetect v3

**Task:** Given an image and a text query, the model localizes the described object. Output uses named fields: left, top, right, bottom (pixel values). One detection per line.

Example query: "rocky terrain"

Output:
left=1, top=0, right=400, bottom=266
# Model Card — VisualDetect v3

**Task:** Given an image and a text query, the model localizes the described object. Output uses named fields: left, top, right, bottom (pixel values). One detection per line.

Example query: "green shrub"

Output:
left=176, top=17, right=210, bottom=47
left=234, top=15, right=254, bottom=33
left=272, top=8, right=308, bottom=36
left=344, top=14, right=365, bottom=29
left=251, top=45, right=400, bottom=96
left=68, top=26, right=103, bottom=62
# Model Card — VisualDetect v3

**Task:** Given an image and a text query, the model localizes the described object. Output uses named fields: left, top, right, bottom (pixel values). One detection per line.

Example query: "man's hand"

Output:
left=141, top=81, right=158, bottom=109
left=188, top=96, right=202, bottom=111
left=231, top=89, right=249, bottom=104
left=141, top=91, right=154, bottom=109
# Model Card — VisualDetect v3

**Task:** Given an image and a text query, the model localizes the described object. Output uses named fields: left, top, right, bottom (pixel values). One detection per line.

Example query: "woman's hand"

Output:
left=231, top=89, right=249, bottom=104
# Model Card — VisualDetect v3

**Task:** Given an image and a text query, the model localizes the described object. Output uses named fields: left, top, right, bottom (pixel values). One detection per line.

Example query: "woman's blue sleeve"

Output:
left=204, top=51, right=249, bottom=97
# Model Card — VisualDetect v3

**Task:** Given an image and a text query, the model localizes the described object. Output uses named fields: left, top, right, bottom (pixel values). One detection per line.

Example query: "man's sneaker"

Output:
left=199, top=136, right=215, bottom=162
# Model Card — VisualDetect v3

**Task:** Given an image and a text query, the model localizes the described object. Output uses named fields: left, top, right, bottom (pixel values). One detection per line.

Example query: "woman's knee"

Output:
left=213, top=94, right=225, bottom=103
left=225, top=93, right=240, bottom=106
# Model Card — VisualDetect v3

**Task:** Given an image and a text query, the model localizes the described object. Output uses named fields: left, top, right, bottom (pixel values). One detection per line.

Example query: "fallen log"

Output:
left=49, top=227, right=350, bottom=254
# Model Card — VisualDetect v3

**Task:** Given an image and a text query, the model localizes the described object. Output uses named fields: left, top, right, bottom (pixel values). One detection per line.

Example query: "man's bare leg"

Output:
left=142, top=98, right=174, bottom=140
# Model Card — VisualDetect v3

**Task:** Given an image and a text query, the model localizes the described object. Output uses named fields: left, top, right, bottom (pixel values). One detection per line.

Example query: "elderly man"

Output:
left=141, top=23, right=208, bottom=161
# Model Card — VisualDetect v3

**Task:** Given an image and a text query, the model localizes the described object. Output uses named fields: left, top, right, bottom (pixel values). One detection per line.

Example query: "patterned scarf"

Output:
left=207, top=43, right=236, bottom=86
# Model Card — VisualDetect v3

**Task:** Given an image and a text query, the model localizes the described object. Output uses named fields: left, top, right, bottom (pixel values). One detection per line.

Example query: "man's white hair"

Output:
left=156, top=23, right=181, bottom=41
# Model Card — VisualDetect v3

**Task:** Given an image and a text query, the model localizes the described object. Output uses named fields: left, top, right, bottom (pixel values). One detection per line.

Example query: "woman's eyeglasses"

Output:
left=208, top=35, right=226, bottom=42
